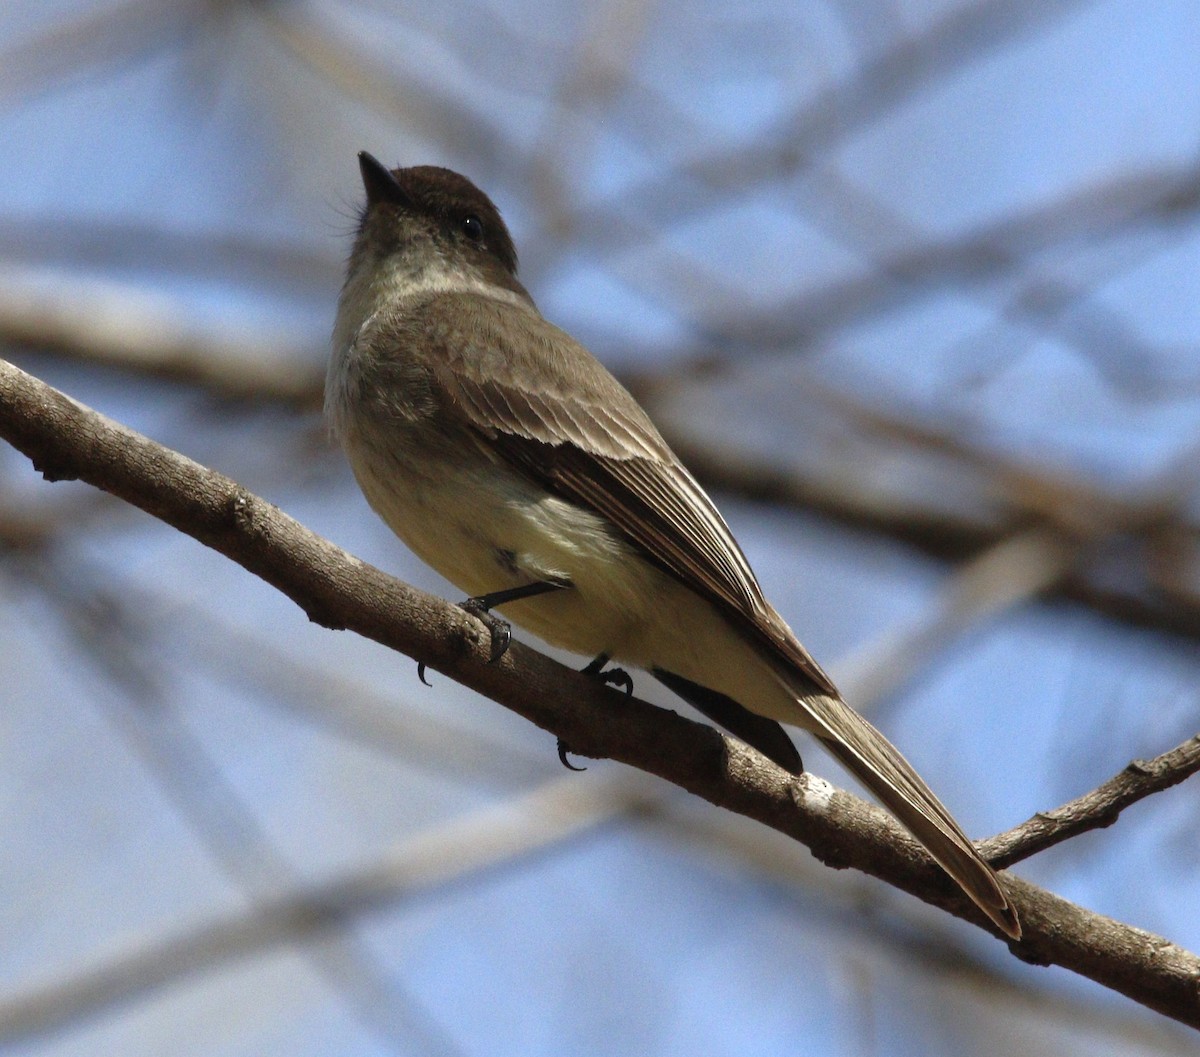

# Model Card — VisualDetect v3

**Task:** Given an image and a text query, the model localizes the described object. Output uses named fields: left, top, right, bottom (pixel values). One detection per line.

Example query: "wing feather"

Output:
left=422, top=294, right=838, bottom=695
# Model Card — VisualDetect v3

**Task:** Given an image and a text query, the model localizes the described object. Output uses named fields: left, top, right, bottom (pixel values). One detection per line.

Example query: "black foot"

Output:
left=582, top=653, right=634, bottom=696
left=557, top=738, right=586, bottom=771
left=416, top=662, right=432, bottom=686
left=459, top=597, right=512, bottom=663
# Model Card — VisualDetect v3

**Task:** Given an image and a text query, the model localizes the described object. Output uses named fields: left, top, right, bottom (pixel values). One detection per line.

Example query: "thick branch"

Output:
left=1, top=357, right=1198, bottom=1028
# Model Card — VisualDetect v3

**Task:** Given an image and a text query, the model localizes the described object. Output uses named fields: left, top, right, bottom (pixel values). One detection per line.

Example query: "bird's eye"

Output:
left=462, top=215, right=484, bottom=241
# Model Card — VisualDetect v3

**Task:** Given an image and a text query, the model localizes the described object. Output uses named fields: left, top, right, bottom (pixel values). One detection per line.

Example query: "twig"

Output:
left=984, top=734, right=1200, bottom=869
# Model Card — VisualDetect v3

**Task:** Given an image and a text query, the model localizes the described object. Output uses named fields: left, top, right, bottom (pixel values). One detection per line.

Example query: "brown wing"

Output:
left=420, top=293, right=839, bottom=697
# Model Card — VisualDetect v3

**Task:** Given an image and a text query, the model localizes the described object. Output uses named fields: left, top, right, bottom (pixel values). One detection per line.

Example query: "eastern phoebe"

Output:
left=326, top=152, right=1020, bottom=940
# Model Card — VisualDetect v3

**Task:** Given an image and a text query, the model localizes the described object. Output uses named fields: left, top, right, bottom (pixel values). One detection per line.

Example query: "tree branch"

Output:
left=2, top=356, right=1198, bottom=1029
left=984, top=734, right=1200, bottom=869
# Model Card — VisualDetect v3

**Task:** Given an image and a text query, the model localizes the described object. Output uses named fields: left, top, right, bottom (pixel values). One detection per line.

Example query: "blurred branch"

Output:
left=252, top=0, right=508, bottom=171
left=0, top=217, right=341, bottom=290
left=525, top=0, right=655, bottom=232
left=505, top=6, right=1200, bottom=404
left=462, top=0, right=1139, bottom=358
left=647, top=375, right=1200, bottom=642
left=984, top=734, right=1200, bottom=869
left=835, top=527, right=1077, bottom=706
left=0, top=264, right=322, bottom=403
left=767, top=163, right=1200, bottom=403
left=13, top=551, right=462, bottom=1056
left=0, top=0, right=190, bottom=104
left=705, top=161, right=1200, bottom=358
left=146, top=585, right=555, bottom=786
left=529, top=0, right=1092, bottom=266
left=0, top=768, right=657, bottom=1044
left=4, top=357, right=1200, bottom=1027
left=201, top=649, right=553, bottom=779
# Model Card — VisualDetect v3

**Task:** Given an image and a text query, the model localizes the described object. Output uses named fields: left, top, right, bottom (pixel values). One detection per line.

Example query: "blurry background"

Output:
left=2, top=0, right=1199, bottom=1054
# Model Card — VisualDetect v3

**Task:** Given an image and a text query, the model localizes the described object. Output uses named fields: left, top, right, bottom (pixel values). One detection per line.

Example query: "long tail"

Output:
left=800, top=692, right=1020, bottom=939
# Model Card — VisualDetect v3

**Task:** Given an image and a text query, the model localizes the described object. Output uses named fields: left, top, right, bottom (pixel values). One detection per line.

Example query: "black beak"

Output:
left=358, top=152, right=409, bottom=207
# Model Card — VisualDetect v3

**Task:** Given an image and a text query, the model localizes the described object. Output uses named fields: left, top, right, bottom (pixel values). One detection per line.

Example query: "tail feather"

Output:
left=803, top=693, right=1020, bottom=939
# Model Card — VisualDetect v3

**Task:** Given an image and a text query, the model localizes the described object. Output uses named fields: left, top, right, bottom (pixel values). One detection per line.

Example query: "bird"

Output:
left=325, top=151, right=1020, bottom=940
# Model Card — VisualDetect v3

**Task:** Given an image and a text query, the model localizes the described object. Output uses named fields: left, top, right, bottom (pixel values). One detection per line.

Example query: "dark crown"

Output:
left=371, top=162, right=518, bottom=275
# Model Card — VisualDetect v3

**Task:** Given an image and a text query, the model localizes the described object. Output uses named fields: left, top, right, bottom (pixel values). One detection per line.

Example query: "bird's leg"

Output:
left=460, top=579, right=569, bottom=663
left=416, top=578, right=569, bottom=685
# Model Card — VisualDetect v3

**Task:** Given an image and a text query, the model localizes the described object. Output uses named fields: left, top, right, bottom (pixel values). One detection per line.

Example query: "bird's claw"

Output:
left=599, top=667, right=633, bottom=695
left=459, top=597, right=512, bottom=663
left=557, top=738, right=586, bottom=771
left=582, top=654, right=633, bottom=696
left=416, top=662, right=432, bottom=686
